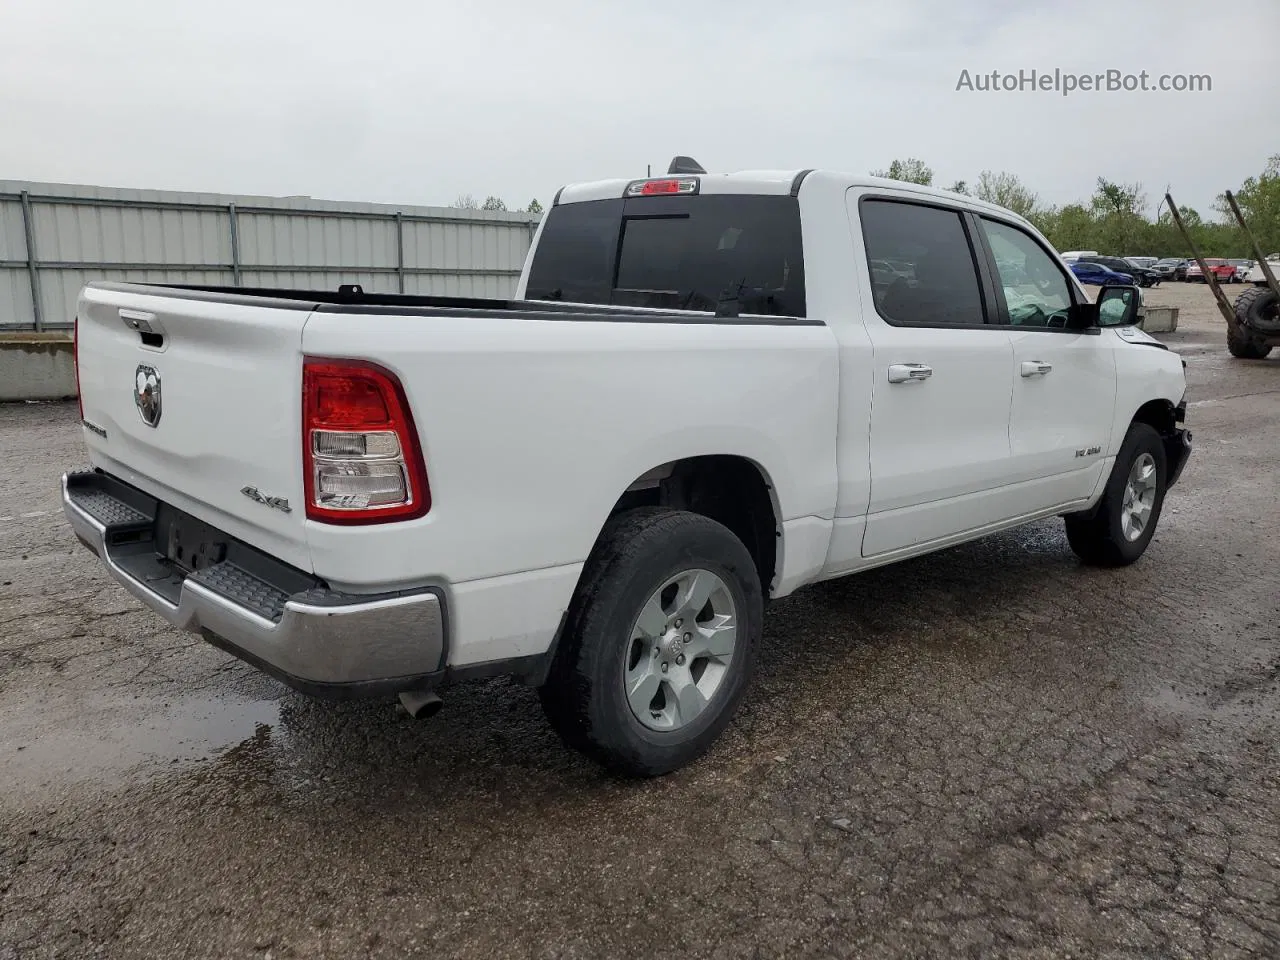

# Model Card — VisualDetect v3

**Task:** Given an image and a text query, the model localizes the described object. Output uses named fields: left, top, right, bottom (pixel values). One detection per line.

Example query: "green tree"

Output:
left=1217, top=154, right=1280, bottom=256
left=947, top=180, right=969, bottom=195
left=975, top=171, right=1039, bottom=218
left=1036, top=203, right=1097, bottom=252
left=526, top=198, right=544, bottom=215
left=1091, top=178, right=1147, bottom=217
left=1087, top=179, right=1149, bottom=254
left=481, top=196, right=507, bottom=211
left=871, top=158, right=933, bottom=186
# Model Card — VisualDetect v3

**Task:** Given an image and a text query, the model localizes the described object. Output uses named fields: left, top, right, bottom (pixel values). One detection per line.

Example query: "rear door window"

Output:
left=859, top=198, right=988, bottom=326
left=525, top=194, right=806, bottom=317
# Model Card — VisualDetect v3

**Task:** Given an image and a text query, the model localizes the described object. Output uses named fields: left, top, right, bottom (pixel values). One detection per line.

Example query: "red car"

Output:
left=1185, top=258, right=1237, bottom=283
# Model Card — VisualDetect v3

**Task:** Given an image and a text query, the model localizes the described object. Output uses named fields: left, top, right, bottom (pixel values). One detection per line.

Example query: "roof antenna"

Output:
left=647, top=164, right=651, bottom=177
left=667, top=156, right=707, bottom=175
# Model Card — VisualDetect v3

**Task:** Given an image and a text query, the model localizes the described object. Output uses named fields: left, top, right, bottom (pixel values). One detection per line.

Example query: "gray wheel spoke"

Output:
left=687, top=615, right=735, bottom=659
left=668, top=670, right=708, bottom=724
left=676, top=570, right=716, bottom=619
left=634, top=594, right=668, bottom=640
left=626, top=664, right=662, bottom=716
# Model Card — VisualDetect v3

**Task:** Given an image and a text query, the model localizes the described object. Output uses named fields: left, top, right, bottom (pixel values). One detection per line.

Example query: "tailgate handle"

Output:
left=119, top=309, right=165, bottom=349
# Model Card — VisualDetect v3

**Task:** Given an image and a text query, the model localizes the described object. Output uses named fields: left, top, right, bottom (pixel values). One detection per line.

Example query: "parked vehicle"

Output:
left=63, top=161, right=1192, bottom=777
left=1152, top=258, right=1186, bottom=281
left=1126, top=256, right=1158, bottom=270
left=1070, top=260, right=1136, bottom=286
left=1186, top=258, right=1237, bottom=283
left=1228, top=259, right=1254, bottom=282
left=1059, top=250, right=1099, bottom=262
left=1077, top=255, right=1161, bottom=288
left=869, top=258, right=912, bottom=286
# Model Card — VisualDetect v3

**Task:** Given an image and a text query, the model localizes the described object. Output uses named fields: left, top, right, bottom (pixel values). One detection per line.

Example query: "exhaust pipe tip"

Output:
left=398, top=690, right=443, bottom=720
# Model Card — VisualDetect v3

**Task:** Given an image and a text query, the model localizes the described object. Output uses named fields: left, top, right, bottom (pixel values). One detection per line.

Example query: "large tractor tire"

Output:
left=1228, top=287, right=1278, bottom=359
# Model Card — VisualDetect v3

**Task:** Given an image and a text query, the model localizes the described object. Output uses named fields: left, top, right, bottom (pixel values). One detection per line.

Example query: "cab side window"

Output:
left=861, top=199, right=987, bottom=326
left=979, top=219, right=1073, bottom=328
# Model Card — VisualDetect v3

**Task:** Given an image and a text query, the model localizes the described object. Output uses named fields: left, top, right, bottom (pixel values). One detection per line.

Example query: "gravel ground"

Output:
left=1, top=282, right=1278, bottom=959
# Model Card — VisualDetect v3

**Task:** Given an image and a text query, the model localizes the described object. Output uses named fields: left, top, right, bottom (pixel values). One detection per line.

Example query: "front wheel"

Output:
left=1064, top=423, right=1168, bottom=567
left=539, top=508, right=763, bottom=777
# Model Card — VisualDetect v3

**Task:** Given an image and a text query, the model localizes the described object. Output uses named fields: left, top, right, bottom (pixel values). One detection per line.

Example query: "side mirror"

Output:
left=1096, top=284, right=1142, bottom=327
left=1064, top=283, right=1143, bottom=332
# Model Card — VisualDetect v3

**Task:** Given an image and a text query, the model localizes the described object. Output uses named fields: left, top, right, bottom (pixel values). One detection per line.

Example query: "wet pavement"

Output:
left=2, top=297, right=1278, bottom=958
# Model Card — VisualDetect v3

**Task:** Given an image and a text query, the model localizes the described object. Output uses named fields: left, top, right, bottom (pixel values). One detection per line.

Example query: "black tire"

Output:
left=539, top=508, right=763, bottom=777
left=1233, top=285, right=1280, bottom=336
left=1228, top=327, right=1272, bottom=359
left=1064, top=423, right=1167, bottom=567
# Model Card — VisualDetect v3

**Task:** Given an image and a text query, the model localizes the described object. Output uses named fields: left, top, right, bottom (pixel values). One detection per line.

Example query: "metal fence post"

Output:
left=19, top=191, right=44, bottom=331
left=395, top=212, right=405, bottom=293
left=228, top=203, right=242, bottom=286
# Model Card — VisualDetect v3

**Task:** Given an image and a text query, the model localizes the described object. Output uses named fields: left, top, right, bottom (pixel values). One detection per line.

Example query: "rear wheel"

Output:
left=1064, top=423, right=1167, bottom=567
left=539, top=508, right=763, bottom=777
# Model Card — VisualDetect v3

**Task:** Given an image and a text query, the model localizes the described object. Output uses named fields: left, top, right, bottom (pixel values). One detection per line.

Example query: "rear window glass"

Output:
left=525, top=194, right=806, bottom=317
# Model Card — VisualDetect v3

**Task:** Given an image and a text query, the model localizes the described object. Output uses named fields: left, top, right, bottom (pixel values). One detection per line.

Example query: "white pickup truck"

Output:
left=63, top=160, right=1192, bottom=776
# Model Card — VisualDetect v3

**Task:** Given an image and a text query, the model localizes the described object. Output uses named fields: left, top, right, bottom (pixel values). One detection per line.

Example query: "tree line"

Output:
left=871, top=155, right=1280, bottom=259
left=452, top=153, right=1279, bottom=259
left=452, top=194, right=543, bottom=215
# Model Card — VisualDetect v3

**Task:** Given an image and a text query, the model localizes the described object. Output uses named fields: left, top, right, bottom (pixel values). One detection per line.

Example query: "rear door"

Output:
left=850, top=194, right=1015, bottom=557
left=973, top=217, right=1117, bottom=507
left=75, top=283, right=314, bottom=571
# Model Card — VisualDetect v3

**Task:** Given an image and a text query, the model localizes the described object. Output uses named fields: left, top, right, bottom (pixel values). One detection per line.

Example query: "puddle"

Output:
left=0, top=691, right=282, bottom=790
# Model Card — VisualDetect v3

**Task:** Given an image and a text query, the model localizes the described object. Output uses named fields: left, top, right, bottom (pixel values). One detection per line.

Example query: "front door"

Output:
left=975, top=216, right=1117, bottom=507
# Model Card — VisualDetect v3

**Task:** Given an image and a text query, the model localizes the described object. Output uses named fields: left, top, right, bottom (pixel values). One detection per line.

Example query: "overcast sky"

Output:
left=3, top=0, right=1277, bottom=216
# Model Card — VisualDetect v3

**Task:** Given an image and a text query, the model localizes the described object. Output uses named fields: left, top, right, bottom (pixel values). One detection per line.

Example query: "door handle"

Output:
left=1020, top=360, right=1053, bottom=377
left=887, top=363, right=933, bottom=384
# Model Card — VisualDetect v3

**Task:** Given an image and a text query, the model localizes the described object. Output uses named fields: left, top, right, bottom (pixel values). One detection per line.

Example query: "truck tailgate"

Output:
left=75, top=284, right=314, bottom=572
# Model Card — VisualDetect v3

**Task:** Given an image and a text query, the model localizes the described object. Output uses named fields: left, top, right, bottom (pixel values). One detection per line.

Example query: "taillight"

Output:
left=73, top=314, right=84, bottom=420
left=302, top=358, right=430, bottom=524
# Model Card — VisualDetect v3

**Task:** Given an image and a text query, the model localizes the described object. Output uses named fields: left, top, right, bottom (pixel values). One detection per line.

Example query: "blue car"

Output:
left=1070, top=260, right=1135, bottom=286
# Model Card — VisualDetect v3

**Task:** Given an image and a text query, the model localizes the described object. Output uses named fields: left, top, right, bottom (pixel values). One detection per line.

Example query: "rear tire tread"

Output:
left=539, top=507, right=763, bottom=777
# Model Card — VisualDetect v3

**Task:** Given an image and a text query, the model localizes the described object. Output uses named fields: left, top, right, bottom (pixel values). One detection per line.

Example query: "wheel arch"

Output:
left=602, top=454, right=783, bottom=597
left=1130, top=397, right=1179, bottom=439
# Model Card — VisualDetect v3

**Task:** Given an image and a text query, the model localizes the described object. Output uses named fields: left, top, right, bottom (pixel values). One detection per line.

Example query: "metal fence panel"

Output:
left=0, top=198, right=27, bottom=262
left=0, top=180, right=540, bottom=330
left=0, top=269, right=35, bottom=329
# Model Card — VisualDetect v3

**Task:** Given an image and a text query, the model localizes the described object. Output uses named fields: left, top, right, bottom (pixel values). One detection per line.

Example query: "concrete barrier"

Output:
left=0, top=333, right=77, bottom=402
left=1139, top=306, right=1180, bottom=334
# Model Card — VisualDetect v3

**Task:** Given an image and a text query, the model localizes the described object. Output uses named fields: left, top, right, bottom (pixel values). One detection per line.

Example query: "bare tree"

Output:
left=453, top=194, right=479, bottom=210
left=975, top=171, right=1039, bottom=218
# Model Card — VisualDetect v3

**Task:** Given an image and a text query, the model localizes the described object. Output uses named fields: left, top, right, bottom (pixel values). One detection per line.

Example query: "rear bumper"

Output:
left=61, top=470, right=446, bottom=698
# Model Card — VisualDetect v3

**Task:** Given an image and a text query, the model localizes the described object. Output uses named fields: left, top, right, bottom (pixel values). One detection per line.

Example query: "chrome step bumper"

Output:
left=61, top=470, right=446, bottom=698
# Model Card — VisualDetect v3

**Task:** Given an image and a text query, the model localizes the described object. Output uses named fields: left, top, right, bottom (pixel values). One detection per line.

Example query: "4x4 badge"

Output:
left=240, top=486, right=292, bottom=514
